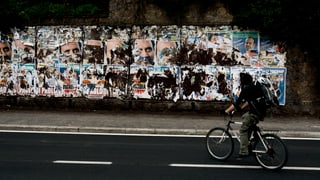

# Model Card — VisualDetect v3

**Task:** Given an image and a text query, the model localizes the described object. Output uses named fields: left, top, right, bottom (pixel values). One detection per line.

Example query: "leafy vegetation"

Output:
left=230, top=0, right=320, bottom=61
left=0, top=0, right=106, bottom=29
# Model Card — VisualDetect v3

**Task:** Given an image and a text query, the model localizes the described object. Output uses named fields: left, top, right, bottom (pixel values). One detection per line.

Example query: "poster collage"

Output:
left=0, top=25, right=287, bottom=105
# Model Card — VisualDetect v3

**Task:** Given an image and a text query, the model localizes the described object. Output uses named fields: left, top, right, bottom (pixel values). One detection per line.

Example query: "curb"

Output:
left=0, top=124, right=320, bottom=138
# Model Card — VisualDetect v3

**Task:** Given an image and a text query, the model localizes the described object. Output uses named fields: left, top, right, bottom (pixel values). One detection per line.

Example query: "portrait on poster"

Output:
left=232, top=31, right=259, bottom=66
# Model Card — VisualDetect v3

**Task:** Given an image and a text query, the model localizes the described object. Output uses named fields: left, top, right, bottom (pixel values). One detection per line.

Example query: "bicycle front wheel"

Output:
left=205, top=127, right=234, bottom=160
left=254, top=134, right=288, bottom=170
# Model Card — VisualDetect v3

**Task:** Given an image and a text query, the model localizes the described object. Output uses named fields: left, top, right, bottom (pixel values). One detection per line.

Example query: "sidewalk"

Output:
left=0, top=110, right=319, bottom=138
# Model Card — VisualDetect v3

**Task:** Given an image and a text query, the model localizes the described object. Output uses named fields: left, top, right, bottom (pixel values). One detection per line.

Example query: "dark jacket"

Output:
left=234, top=83, right=267, bottom=118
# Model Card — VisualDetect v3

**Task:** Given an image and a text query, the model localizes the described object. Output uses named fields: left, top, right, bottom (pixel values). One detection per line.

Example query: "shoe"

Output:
left=235, top=153, right=249, bottom=160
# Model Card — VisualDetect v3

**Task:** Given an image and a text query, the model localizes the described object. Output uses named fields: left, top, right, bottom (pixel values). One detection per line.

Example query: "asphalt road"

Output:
left=0, top=131, right=319, bottom=180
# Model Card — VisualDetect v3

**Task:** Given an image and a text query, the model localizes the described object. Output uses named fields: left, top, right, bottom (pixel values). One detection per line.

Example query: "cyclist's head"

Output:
left=239, top=72, right=253, bottom=87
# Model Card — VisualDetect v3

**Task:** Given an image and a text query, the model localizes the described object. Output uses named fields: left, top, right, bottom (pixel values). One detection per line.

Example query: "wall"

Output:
left=1, top=0, right=318, bottom=116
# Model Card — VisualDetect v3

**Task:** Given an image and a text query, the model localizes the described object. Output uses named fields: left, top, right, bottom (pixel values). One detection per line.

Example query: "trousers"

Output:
left=239, top=112, right=260, bottom=155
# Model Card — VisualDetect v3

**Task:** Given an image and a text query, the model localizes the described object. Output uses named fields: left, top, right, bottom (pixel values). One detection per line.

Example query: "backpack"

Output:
left=253, top=77, right=279, bottom=109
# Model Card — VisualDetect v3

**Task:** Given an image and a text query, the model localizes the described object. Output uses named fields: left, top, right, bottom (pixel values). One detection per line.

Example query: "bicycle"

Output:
left=205, top=111, right=288, bottom=170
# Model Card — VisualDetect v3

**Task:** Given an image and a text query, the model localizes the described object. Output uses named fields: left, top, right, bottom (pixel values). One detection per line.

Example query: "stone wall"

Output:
left=284, top=47, right=320, bottom=116
left=35, top=1, right=233, bottom=26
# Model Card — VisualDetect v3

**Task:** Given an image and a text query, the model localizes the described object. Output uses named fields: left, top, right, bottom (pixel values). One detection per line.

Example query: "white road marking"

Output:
left=169, top=163, right=320, bottom=171
left=53, top=160, right=112, bottom=165
left=170, top=163, right=261, bottom=169
left=51, top=161, right=320, bottom=171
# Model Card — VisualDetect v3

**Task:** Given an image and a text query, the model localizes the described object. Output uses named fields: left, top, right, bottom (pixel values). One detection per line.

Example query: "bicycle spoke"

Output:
left=206, top=118, right=288, bottom=170
left=254, top=134, right=288, bottom=170
left=206, top=127, right=234, bottom=160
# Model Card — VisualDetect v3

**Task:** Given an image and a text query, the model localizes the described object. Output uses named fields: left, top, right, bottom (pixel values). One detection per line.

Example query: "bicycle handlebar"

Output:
left=223, top=110, right=236, bottom=119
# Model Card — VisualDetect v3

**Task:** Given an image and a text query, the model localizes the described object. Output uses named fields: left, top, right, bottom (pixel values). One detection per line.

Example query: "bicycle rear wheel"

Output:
left=253, top=134, right=288, bottom=170
left=206, top=127, right=234, bottom=160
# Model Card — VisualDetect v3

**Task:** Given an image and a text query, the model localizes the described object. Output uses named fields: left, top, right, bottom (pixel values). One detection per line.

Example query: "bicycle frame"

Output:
left=225, top=120, right=241, bottom=142
left=251, top=128, right=269, bottom=154
left=225, top=119, right=269, bottom=154
left=206, top=113, right=288, bottom=170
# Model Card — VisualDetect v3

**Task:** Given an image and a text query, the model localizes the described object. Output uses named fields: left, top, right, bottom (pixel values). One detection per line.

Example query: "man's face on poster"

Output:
left=245, top=37, right=255, bottom=52
left=0, top=41, right=11, bottom=60
left=134, top=39, right=154, bottom=61
left=60, top=41, right=82, bottom=63
left=61, top=41, right=81, bottom=56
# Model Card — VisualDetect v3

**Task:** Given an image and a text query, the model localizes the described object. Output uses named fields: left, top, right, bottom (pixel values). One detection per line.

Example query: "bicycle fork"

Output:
left=218, top=131, right=229, bottom=144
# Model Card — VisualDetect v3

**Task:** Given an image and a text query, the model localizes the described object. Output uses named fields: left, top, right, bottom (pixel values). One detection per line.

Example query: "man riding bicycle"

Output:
left=223, top=72, right=267, bottom=158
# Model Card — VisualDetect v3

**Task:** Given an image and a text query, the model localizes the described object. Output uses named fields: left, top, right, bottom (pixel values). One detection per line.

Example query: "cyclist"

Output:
left=223, top=72, right=267, bottom=158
